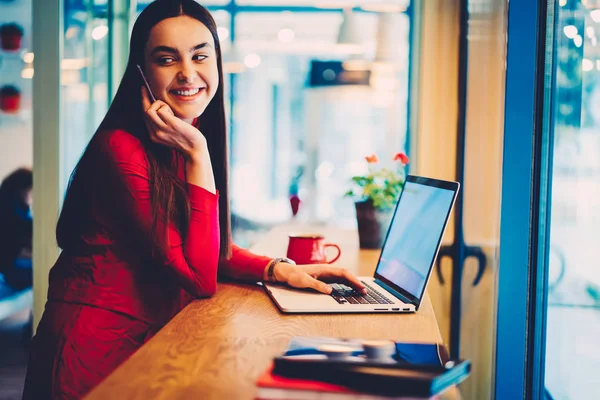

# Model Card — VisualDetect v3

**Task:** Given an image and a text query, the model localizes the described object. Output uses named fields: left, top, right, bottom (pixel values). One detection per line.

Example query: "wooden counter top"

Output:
left=85, top=224, right=458, bottom=400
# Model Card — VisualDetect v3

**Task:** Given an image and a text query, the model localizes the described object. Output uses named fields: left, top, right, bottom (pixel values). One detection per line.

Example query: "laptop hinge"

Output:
left=374, top=279, right=415, bottom=306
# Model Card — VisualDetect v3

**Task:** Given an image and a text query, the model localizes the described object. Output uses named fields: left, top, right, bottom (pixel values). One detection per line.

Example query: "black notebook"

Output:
left=271, top=336, right=471, bottom=398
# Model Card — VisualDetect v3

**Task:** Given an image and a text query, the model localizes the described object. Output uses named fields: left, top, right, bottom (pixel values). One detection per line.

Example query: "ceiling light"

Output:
left=278, top=28, right=295, bottom=43
left=22, top=67, right=34, bottom=79
left=563, top=25, right=577, bottom=39
left=65, top=27, right=78, bottom=40
left=91, top=25, right=108, bottom=41
left=217, top=26, right=229, bottom=40
left=587, top=26, right=595, bottom=38
left=244, top=53, right=261, bottom=68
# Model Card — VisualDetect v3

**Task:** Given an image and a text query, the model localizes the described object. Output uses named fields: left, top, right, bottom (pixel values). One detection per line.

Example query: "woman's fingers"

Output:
left=156, top=105, right=185, bottom=131
left=141, top=86, right=170, bottom=131
left=157, top=103, right=174, bottom=116
left=326, top=268, right=367, bottom=293
left=301, top=275, right=333, bottom=294
left=283, top=268, right=332, bottom=294
left=140, top=87, right=201, bottom=153
left=141, top=86, right=152, bottom=111
left=141, top=87, right=176, bottom=146
left=307, top=266, right=367, bottom=294
left=146, top=104, right=171, bottom=133
left=282, top=266, right=367, bottom=295
left=157, top=107, right=205, bottom=152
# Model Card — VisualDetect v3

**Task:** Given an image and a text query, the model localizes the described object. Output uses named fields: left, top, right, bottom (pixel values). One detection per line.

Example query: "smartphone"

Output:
left=136, top=64, right=157, bottom=103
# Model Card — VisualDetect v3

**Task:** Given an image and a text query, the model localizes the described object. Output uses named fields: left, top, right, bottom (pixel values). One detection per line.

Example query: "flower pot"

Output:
left=354, top=200, right=394, bottom=249
left=289, top=194, right=301, bottom=217
left=0, top=93, right=21, bottom=113
left=0, top=32, right=22, bottom=51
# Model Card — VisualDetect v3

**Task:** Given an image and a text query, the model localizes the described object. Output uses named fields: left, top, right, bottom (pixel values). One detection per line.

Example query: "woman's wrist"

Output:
left=263, top=258, right=296, bottom=282
left=186, top=144, right=208, bottom=165
left=273, top=262, right=292, bottom=283
left=184, top=146, right=216, bottom=194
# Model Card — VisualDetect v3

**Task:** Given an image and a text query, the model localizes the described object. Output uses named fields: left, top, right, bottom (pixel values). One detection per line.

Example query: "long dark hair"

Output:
left=57, top=0, right=231, bottom=260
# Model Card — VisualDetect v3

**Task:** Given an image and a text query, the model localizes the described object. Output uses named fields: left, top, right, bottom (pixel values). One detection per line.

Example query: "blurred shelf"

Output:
left=0, top=50, right=28, bottom=60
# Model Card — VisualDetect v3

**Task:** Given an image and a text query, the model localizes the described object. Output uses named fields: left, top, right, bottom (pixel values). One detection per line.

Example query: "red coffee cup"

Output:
left=286, top=234, right=341, bottom=265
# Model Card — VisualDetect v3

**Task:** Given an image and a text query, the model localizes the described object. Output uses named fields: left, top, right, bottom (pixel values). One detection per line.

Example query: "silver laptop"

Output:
left=264, top=175, right=460, bottom=313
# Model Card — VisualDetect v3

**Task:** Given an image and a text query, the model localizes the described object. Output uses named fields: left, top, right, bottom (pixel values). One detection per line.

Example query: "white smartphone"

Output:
left=137, top=64, right=157, bottom=103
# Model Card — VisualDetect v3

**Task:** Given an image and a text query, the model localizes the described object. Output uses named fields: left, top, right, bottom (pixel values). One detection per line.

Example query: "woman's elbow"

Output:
left=197, top=282, right=217, bottom=298
left=184, top=256, right=218, bottom=298
left=191, top=276, right=217, bottom=298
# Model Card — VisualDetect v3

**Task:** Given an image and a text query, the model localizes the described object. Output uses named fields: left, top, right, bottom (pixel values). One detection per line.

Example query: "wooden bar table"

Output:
left=85, top=225, right=460, bottom=400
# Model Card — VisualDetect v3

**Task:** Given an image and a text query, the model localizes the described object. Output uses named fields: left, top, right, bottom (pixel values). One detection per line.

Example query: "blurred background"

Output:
left=29, top=0, right=412, bottom=243
left=0, top=0, right=599, bottom=399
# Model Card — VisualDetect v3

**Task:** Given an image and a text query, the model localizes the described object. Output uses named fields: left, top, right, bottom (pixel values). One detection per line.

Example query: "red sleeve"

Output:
left=219, top=243, right=273, bottom=283
left=104, top=130, right=220, bottom=298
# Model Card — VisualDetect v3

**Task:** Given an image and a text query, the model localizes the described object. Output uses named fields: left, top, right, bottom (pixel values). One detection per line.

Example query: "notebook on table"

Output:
left=256, top=336, right=471, bottom=399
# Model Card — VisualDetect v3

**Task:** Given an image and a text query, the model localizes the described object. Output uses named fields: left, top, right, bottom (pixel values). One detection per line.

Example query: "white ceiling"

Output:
left=190, top=0, right=410, bottom=8
left=234, top=0, right=409, bottom=7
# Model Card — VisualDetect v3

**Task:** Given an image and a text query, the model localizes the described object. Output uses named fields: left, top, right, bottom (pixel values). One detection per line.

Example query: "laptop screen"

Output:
left=375, top=176, right=458, bottom=303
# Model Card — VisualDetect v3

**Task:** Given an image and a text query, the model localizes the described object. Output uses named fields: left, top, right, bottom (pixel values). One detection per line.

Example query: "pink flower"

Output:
left=365, top=154, right=378, bottom=164
left=393, top=152, right=409, bottom=165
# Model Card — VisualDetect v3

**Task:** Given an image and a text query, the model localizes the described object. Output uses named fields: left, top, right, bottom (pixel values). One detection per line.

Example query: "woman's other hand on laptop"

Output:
left=272, top=263, right=367, bottom=295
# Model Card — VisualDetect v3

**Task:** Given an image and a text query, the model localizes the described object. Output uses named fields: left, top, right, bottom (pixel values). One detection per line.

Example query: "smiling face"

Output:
left=144, top=15, right=219, bottom=123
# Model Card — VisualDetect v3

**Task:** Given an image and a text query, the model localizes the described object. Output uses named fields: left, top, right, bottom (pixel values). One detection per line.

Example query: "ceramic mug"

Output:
left=286, top=234, right=342, bottom=265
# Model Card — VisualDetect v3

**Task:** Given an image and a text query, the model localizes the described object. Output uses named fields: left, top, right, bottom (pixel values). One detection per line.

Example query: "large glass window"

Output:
left=544, top=2, right=600, bottom=398
left=61, top=0, right=111, bottom=190
left=101, top=1, right=413, bottom=246
left=226, top=6, right=411, bottom=243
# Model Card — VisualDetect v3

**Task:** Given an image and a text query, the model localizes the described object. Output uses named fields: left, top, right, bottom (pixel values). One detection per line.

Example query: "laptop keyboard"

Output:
left=329, top=281, right=395, bottom=305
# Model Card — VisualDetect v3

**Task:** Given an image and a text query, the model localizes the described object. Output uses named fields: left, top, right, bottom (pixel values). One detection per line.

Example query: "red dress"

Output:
left=22, top=129, right=272, bottom=399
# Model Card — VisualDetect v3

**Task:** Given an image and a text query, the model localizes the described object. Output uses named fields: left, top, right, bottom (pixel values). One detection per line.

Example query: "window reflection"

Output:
left=62, top=4, right=110, bottom=192
left=227, top=8, right=410, bottom=243
left=545, top=2, right=600, bottom=398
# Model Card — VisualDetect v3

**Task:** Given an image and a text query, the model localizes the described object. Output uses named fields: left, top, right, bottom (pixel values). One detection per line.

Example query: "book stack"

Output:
left=255, top=337, right=471, bottom=400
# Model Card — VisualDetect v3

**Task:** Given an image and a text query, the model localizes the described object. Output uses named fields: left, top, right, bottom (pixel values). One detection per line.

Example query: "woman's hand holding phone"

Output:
left=140, top=86, right=205, bottom=157
left=140, top=86, right=216, bottom=193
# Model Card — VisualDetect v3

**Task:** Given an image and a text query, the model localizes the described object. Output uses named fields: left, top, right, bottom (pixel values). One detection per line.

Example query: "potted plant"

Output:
left=0, top=23, right=24, bottom=51
left=345, top=152, right=409, bottom=249
left=0, top=85, right=21, bottom=113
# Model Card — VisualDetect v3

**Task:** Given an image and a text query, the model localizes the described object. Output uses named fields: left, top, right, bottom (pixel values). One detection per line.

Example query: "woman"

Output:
left=0, top=167, right=33, bottom=291
left=23, top=1, right=365, bottom=398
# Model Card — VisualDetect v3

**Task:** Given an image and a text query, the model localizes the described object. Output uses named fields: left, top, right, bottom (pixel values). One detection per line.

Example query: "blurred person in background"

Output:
left=0, top=167, right=32, bottom=291
left=22, top=1, right=365, bottom=398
